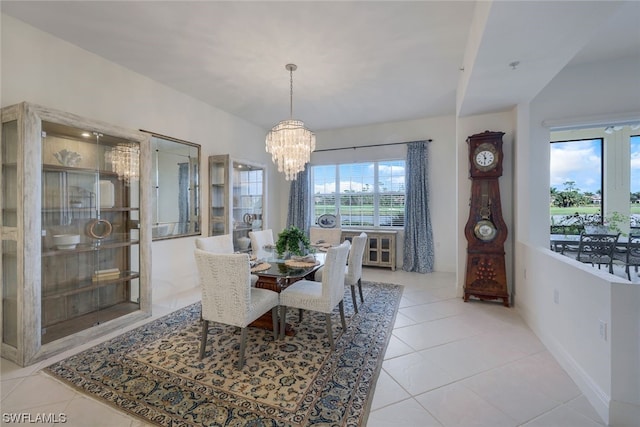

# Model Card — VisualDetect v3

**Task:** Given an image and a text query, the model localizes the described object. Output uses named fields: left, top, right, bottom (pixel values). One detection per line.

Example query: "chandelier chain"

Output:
left=289, top=67, right=293, bottom=119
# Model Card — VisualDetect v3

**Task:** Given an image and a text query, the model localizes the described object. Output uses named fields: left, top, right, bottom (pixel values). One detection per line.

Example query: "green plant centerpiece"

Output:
left=276, top=226, right=311, bottom=257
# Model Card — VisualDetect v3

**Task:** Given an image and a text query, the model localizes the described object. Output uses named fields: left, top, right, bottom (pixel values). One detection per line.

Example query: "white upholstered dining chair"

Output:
left=195, top=234, right=234, bottom=253
left=194, top=249, right=279, bottom=369
left=196, top=234, right=258, bottom=286
left=249, top=229, right=275, bottom=260
left=279, top=241, right=351, bottom=349
left=315, top=232, right=367, bottom=313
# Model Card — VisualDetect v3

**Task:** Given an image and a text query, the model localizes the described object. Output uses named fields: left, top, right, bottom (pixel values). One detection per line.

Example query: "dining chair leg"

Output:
left=357, top=278, right=364, bottom=303
left=237, top=327, right=248, bottom=369
left=271, top=307, right=279, bottom=340
left=280, top=306, right=287, bottom=340
left=350, top=285, right=358, bottom=313
left=199, top=320, right=209, bottom=360
left=339, top=300, right=347, bottom=331
left=325, top=313, right=335, bottom=350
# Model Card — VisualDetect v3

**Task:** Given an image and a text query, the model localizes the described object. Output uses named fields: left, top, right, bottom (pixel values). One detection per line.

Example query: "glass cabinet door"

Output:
left=2, top=120, right=18, bottom=348
left=232, top=160, right=264, bottom=251
left=40, top=122, right=140, bottom=344
left=208, top=155, right=265, bottom=251
left=209, top=156, right=228, bottom=237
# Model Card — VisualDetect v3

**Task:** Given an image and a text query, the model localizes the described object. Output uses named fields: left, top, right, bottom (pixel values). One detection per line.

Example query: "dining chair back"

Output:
left=279, top=240, right=351, bottom=349
left=194, top=249, right=279, bottom=369
left=345, top=232, right=367, bottom=313
left=195, top=234, right=234, bottom=253
left=196, top=234, right=258, bottom=286
left=309, top=226, right=342, bottom=246
left=314, top=232, right=367, bottom=313
left=576, top=232, right=619, bottom=274
left=613, top=233, right=640, bottom=280
left=249, top=229, right=275, bottom=260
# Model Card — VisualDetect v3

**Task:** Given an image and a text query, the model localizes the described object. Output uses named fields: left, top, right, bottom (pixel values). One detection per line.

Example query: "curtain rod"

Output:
left=313, top=139, right=433, bottom=153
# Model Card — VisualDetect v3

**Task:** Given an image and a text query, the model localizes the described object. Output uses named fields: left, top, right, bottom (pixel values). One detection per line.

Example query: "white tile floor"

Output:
left=0, top=269, right=606, bottom=427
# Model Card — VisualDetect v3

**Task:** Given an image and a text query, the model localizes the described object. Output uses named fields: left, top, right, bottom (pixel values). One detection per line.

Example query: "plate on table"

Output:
left=317, top=214, right=337, bottom=228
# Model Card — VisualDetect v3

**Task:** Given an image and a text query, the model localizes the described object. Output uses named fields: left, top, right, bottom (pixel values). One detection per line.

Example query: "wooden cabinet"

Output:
left=1, top=102, right=151, bottom=366
left=208, top=155, right=266, bottom=251
left=341, top=230, right=396, bottom=270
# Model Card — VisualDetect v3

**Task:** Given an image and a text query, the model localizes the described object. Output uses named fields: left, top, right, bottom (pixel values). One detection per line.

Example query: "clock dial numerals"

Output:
left=475, top=151, right=494, bottom=166
left=473, top=143, right=498, bottom=172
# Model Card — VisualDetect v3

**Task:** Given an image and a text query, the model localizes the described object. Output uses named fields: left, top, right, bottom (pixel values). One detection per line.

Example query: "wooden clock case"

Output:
left=464, top=131, right=509, bottom=306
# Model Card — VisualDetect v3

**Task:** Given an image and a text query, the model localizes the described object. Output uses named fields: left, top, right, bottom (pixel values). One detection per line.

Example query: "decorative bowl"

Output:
left=237, top=236, right=251, bottom=250
left=53, top=234, right=80, bottom=250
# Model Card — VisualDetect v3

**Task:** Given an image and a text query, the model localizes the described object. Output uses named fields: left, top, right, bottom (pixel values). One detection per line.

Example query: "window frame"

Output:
left=310, top=160, right=406, bottom=229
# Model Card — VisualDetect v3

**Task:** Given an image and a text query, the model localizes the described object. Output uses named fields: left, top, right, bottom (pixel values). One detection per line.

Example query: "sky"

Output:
left=550, top=135, right=640, bottom=194
left=311, top=161, right=405, bottom=194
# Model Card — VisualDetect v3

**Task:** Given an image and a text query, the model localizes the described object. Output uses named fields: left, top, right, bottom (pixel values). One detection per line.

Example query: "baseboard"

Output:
left=610, top=400, right=640, bottom=427
left=517, top=304, right=610, bottom=425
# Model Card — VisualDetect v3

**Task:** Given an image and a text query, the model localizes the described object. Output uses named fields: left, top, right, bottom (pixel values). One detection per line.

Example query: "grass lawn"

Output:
left=550, top=206, right=640, bottom=215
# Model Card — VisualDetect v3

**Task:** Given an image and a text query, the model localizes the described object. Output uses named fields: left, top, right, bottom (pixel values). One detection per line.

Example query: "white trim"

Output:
left=542, top=112, right=640, bottom=131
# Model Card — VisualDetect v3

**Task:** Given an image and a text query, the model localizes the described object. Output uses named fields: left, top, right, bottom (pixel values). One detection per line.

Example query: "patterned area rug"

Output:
left=45, top=281, right=402, bottom=426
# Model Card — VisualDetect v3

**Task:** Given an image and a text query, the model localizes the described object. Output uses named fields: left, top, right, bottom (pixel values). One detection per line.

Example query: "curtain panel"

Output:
left=286, top=164, right=310, bottom=234
left=403, top=141, right=435, bottom=273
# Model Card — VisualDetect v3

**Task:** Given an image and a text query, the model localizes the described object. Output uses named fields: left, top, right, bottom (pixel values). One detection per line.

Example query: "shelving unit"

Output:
left=208, top=155, right=265, bottom=251
left=341, top=230, right=397, bottom=270
left=1, top=102, right=151, bottom=366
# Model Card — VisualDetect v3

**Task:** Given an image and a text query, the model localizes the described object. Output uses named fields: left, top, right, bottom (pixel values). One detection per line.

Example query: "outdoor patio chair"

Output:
left=576, top=232, right=619, bottom=274
left=613, top=233, right=640, bottom=280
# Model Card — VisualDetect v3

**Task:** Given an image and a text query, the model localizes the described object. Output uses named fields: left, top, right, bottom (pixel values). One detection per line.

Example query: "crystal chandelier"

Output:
left=106, top=143, right=140, bottom=184
left=266, top=64, right=316, bottom=181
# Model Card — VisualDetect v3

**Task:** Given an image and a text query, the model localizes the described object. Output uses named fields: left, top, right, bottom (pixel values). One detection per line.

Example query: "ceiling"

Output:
left=2, top=1, right=639, bottom=132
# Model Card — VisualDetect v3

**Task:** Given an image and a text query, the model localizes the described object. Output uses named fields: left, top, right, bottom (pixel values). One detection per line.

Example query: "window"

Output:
left=550, top=125, right=640, bottom=233
left=311, top=160, right=405, bottom=227
left=629, top=135, right=640, bottom=204
left=549, top=137, right=603, bottom=223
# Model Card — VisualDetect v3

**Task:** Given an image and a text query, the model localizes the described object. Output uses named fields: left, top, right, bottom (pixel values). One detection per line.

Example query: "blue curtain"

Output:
left=286, top=164, right=310, bottom=234
left=403, top=141, right=435, bottom=273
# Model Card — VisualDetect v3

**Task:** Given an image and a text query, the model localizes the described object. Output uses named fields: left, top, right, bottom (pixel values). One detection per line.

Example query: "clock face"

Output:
left=473, top=143, right=498, bottom=172
left=474, top=220, right=497, bottom=241
left=475, top=150, right=494, bottom=167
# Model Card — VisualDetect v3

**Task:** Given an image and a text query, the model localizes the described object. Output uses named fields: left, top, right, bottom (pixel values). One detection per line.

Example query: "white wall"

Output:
left=1, top=15, right=279, bottom=301
left=309, top=115, right=458, bottom=273
left=519, top=56, right=640, bottom=425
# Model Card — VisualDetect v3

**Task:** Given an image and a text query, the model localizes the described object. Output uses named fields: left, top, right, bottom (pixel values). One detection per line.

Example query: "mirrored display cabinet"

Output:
left=209, top=155, right=265, bottom=252
left=147, top=132, right=200, bottom=240
left=1, top=102, right=151, bottom=366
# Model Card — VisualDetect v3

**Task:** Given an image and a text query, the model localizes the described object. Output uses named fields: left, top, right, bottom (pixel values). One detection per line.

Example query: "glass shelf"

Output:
left=208, top=155, right=265, bottom=251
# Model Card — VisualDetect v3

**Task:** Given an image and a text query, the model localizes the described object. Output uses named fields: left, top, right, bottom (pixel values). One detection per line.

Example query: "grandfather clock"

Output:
left=464, top=131, right=509, bottom=306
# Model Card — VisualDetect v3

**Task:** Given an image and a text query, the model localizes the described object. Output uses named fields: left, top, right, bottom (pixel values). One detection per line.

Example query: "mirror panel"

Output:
left=148, top=133, right=200, bottom=240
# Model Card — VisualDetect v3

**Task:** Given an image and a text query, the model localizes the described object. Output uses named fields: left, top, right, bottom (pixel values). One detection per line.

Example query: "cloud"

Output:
left=550, top=141, right=601, bottom=191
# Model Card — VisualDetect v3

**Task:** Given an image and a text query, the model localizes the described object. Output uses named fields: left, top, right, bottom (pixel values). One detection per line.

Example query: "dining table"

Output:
left=249, top=251, right=326, bottom=335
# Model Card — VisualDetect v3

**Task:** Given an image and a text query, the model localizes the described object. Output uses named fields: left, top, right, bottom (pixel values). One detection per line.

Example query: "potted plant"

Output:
left=604, top=211, right=629, bottom=236
left=581, top=211, right=629, bottom=235
left=276, top=226, right=311, bottom=257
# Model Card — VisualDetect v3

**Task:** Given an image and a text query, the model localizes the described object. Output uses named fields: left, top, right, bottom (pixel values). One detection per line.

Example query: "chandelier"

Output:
left=106, top=143, right=140, bottom=184
left=266, top=64, right=316, bottom=181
